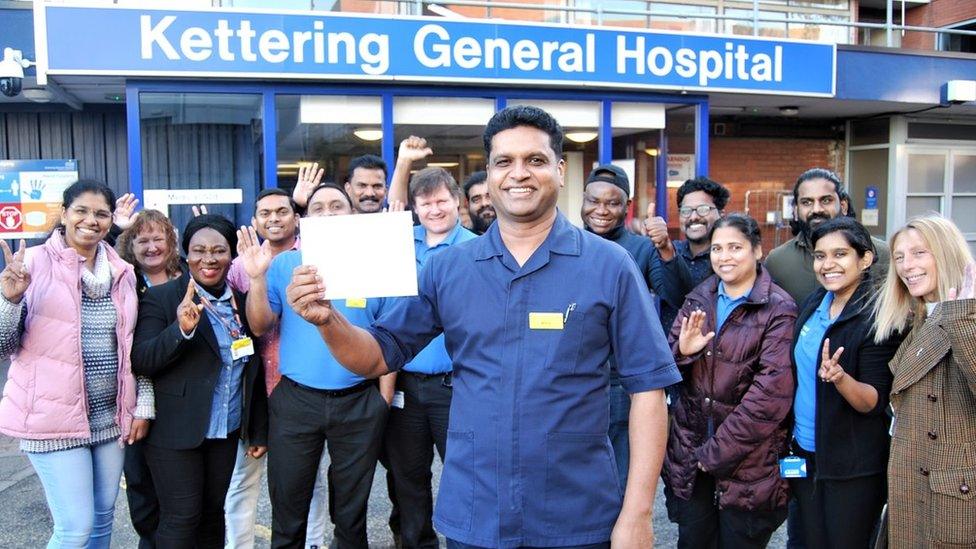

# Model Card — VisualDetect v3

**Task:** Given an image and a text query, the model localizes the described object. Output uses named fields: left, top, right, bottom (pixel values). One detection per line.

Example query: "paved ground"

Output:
left=0, top=360, right=785, bottom=547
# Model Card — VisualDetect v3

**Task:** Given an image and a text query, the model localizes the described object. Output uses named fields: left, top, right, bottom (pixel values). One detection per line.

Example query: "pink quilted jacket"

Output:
left=0, top=234, right=138, bottom=440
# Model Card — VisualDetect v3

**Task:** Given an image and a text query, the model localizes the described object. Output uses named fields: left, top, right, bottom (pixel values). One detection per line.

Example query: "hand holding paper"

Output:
left=300, top=211, right=418, bottom=300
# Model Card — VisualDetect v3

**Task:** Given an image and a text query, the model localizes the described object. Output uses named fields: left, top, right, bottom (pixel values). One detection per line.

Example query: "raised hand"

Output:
left=191, top=205, right=209, bottom=217
left=678, top=309, right=715, bottom=357
left=177, top=279, right=205, bottom=334
left=114, top=193, right=140, bottom=230
left=947, top=262, right=976, bottom=301
left=397, top=136, right=433, bottom=164
left=0, top=239, right=30, bottom=303
left=819, top=338, right=846, bottom=383
left=236, top=226, right=273, bottom=279
left=285, top=265, right=333, bottom=326
left=294, top=162, right=325, bottom=208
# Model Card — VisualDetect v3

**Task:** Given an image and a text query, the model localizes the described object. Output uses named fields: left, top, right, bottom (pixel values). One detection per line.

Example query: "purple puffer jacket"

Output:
left=664, top=266, right=796, bottom=511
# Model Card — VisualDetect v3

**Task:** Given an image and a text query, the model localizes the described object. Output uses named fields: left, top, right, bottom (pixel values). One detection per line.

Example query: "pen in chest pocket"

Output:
left=563, top=302, right=577, bottom=323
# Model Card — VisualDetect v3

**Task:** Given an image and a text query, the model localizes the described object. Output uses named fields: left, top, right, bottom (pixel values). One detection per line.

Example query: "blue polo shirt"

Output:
left=793, top=291, right=836, bottom=452
left=716, top=281, right=751, bottom=332
left=404, top=222, right=477, bottom=375
left=267, top=250, right=387, bottom=390
left=368, top=212, right=681, bottom=548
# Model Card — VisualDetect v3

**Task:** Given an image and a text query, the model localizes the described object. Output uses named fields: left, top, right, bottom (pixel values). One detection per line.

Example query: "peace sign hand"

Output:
left=819, top=338, right=846, bottom=384
left=678, top=309, right=715, bottom=357
left=177, top=279, right=205, bottom=334
left=0, top=239, right=30, bottom=303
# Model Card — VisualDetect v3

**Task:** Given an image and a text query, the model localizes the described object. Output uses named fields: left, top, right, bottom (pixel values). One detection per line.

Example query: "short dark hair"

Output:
left=181, top=214, right=238, bottom=258
left=676, top=177, right=730, bottom=211
left=346, top=154, right=387, bottom=181
left=255, top=188, right=297, bottom=215
left=63, top=179, right=116, bottom=213
left=793, top=168, right=844, bottom=204
left=409, top=167, right=462, bottom=206
left=810, top=216, right=877, bottom=265
left=307, top=182, right=353, bottom=209
left=463, top=171, right=487, bottom=199
left=483, top=105, right=563, bottom=157
left=709, top=213, right=762, bottom=249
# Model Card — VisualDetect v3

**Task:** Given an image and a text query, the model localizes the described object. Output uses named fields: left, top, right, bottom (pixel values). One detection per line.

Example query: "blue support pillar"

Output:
left=125, top=84, right=142, bottom=203
left=599, top=100, right=612, bottom=165
left=262, top=91, right=277, bottom=188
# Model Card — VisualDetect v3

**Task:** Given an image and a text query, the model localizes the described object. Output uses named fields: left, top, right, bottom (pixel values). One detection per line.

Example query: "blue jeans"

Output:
left=607, top=382, right=630, bottom=488
left=28, top=439, right=126, bottom=549
left=447, top=540, right=609, bottom=549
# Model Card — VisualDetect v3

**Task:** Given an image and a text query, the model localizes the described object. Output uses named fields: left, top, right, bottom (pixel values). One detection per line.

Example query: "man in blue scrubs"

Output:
left=284, top=106, right=680, bottom=548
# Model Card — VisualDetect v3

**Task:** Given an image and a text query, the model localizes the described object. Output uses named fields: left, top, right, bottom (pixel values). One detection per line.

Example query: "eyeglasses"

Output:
left=678, top=205, right=718, bottom=218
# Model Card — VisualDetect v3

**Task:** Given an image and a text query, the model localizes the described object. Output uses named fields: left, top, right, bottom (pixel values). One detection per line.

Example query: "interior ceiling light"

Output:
left=644, top=148, right=659, bottom=157
left=427, top=162, right=460, bottom=168
left=353, top=128, right=383, bottom=141
left=565, top=131, right=598, bottom=143
left=779, top=106, right=800, bottom=116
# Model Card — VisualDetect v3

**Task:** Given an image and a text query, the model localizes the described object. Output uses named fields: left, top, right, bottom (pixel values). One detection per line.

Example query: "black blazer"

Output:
left=132, top=273, right=268, bottom=450
left=790, top=278, right=904, bottom=480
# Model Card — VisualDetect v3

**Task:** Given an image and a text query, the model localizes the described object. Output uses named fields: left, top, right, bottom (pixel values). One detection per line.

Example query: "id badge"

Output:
left=779, top=456, right=808, bottom=478
left=231, top=336, right=255, bottom=360
left=391, top=391, right=405, bottom=409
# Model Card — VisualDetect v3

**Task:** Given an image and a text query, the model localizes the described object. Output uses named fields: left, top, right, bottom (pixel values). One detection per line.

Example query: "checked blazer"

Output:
left=887, top=298, right=976, bottom=548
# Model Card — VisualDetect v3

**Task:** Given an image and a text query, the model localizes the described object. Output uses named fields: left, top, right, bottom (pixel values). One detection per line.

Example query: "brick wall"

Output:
left=902, top=0, right=976, bottom=50
left=656, top=136, right=845, bottom=253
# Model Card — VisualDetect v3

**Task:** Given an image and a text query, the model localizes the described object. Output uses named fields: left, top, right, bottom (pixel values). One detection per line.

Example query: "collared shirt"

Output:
left=228, top=237, right=301, bottom=394
left=716, top=281, right=752, bottom=332
left=267, top=250, right=387, bottom=390
left=199, top=285, right=245, bottom=439
left=368, top=213, right=681, bottom=548
left=404, top=222, right=477, bottom=375
left=650, top=239, right=714, bottom=334
left=793, top=291, right=836, bottom=452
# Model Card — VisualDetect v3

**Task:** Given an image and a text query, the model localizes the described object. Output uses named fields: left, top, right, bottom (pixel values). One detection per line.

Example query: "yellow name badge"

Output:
left=230, top=337, right=255, bottom=360
left=345, top=298, right=367, bottom=309
left=529, top=312, right=564, bottom=330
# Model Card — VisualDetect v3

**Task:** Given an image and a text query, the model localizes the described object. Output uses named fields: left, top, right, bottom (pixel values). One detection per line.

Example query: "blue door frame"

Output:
left=125, top=80, right=710, bottom=222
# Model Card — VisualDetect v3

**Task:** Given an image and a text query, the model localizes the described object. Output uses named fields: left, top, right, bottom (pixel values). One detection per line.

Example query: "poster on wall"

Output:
left=667, top=154, right=695, bottom=187
left=0, top=160, right=79, bottom=239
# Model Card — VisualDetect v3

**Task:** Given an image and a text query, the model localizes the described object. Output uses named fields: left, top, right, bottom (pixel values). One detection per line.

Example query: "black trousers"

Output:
left=144, top=432, right=239, bottom=549
left=124, top=439, right=159, bottom=549
left=665, top=472, right=786, bottom=549
left=268, top=377, right=387, bottom=549
left=385, top=371, right=452, bottom=549
left=788, top=448, right=886, bottom=549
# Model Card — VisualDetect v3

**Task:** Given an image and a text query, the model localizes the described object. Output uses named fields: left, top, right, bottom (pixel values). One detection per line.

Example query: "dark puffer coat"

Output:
left=664, top=266, right=797, bottom=511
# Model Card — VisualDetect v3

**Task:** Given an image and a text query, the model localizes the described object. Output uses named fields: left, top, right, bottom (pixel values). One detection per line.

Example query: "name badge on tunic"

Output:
left=231, top=337, right=255, bottom=360
left=345, top=298, right=367, bottom=308
left=529, top=312, right=564, bottom=330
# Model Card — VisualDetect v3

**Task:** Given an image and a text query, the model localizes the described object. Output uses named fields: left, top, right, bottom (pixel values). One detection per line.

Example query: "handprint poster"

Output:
left=0, top=160, right=79, bottom=239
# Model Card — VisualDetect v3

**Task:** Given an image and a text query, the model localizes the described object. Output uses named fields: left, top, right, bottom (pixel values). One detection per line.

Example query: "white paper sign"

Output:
left=300, top=211, right=418, bottom=300
left=861, top=208, right=879, bottom=227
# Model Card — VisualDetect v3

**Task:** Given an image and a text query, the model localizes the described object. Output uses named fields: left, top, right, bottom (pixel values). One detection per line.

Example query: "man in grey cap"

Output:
left=580, top=164, right=657, bottom=489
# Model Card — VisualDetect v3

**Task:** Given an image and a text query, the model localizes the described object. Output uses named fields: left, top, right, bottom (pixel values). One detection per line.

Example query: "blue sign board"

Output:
left=0, top=159, right=78, bottom=239
left=865, top=185, right=878, bottom=209
left=39, top=6, right=835, bottom=96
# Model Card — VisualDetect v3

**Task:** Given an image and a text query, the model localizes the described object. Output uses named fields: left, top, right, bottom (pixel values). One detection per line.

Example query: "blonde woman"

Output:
left=873, top=214, right=976, bottom=548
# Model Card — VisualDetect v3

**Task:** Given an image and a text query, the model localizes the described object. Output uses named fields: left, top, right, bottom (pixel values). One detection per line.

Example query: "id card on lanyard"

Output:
left=198, top=291, right=255, bottom=361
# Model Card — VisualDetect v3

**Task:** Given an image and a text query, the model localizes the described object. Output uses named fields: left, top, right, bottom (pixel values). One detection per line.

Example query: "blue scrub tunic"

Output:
left=369, top=213, right=681, bottom=548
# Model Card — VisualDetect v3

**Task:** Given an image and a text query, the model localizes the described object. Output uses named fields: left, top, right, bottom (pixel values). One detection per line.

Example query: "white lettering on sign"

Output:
left=616, top=35, right=782, bottom=86
left=136, top=14, right=793, bottom=88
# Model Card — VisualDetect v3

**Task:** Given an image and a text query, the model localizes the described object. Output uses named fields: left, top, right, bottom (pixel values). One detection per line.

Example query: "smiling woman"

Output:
left=0, top=179, right=155, bottom=548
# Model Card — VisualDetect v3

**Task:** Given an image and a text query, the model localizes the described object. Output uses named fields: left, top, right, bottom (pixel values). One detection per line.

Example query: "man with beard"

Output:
left=463, top=171, right=495, bottom=235
left=580, top=164, right=656, bottom=489
left=765, top=168, right=889, bottom=304
left=645, top=177, right=730, bottom=334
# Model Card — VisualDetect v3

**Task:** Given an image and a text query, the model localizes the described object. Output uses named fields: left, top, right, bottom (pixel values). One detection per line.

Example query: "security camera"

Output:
left=0, top=48, right=31, bottom=98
